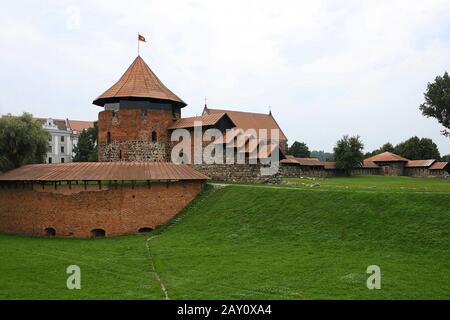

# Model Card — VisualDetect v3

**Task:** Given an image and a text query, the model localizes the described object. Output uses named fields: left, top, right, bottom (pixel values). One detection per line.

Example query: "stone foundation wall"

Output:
left=98, top=141, right=169, bottom=162
left=0, top=181, right=204, bottom=238
left=280, top=164, right=382, bottom=178
left=281, top=165, right=328, bottom=178
left=406, top=168, right=449, bottom=177
left=194, top=163, right=282, bottom=183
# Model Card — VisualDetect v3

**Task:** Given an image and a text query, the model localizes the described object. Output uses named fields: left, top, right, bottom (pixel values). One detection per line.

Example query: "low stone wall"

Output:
left=280, top=165, right=327, bottom=178
left=0, top=181, right=204, bottom=238
left=280, top=164, right=381, bottom=178
left=406, top=168, right=449, bottom=178
left=350, top=168, right=382, bottom=176
left=194, top=163, right=282, bottom=183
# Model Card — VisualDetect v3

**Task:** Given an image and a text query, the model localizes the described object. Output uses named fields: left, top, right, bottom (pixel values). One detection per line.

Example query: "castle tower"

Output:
left=93, top=56, right=186, bottom=162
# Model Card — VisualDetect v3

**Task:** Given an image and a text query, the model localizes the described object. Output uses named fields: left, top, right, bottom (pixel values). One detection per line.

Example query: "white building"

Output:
left=36, top=118, right=94, bottom=163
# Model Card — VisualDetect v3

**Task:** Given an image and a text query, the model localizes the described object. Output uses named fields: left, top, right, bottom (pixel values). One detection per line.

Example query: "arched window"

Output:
left=90, top=228, right=106, bottom=238
left=107, top=132, right=111, bottom=144
left=138, top=227, right=153, bottom=233
left=45, top=227, right=56, bottom=237
left=151, top=131, right=157, bottom=142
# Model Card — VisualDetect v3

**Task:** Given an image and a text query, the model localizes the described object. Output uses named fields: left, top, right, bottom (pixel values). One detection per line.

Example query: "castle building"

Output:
left=93, top=56, right=186, bottom=162
left=93, top=55, right=287, bottom=182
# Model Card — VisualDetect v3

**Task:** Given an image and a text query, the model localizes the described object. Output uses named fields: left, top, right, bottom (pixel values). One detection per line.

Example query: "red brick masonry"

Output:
left=0, top=181, right=204, bottom=238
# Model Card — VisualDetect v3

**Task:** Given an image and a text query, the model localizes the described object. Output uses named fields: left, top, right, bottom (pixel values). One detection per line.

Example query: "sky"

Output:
left=1, top=0, right=450, bottom=154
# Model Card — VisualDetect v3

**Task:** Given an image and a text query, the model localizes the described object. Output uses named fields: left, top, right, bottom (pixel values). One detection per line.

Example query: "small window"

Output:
left=119, top=150, right=122, bottom=159
left=61, top=136, right=65, bottom=142
left=61, top=146, right=65, bottom=154
left=45, top=227, right=56, bottom=237
left=90, top=229, right=106, bottom=238
left=48, top=136, right=52, bottom=142
left=107, top=132, right=111, bottom=144
left=48, top=145, right=52, bottom=153
left=141, top=109, right=147, bottom=117
left=151, top=131, right=157, bottom=142
left=48, top=157, right=52, bottom=164
left=61, top=158, right=65, bottom=163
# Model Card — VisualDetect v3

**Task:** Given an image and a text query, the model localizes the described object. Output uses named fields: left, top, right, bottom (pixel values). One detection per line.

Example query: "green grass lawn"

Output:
left=285, top=175, right=450, bottom=193
left=1, top=176, right=450, bottom=299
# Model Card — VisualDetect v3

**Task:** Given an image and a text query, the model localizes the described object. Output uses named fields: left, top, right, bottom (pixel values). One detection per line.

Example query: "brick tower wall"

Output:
left=98, top=107, right=180, bottom=162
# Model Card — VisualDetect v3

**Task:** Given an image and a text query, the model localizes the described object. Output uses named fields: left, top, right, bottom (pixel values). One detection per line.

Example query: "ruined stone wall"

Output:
left=280, top=164, right=381, bottom=178
left=406, top=168, right=449, bottom=178
left=0, top=181, right=204, bottom=238
left=194, top=163, right=282, bottom=183
left=280, top=165, right=328, bottom=178
left=406, top=167, right=429, bottom=177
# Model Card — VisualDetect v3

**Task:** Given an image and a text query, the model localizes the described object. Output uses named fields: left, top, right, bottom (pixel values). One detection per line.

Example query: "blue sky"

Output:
left=1, top=0, right=450, bottom=154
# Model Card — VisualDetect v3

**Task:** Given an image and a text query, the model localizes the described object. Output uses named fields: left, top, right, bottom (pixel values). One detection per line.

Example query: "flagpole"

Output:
left=138, top=33, right=140, bottom=56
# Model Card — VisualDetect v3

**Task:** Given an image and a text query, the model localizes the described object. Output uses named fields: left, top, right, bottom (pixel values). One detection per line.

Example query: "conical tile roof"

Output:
left=93, top=56, right=186, bottom=107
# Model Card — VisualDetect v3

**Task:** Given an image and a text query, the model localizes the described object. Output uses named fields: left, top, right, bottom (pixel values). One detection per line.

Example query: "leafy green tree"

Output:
left=442, top=154, right=450, bottom=162
left=333, top=135, right=364, bottom=176
left=365, top=142, right=395, bottom=158
left=394, top=136, right=440, bottom=160
left=288, top=141, right=310, bottom=158
left=73, top=121, right=98, bottom=162
left=310, top=150, right=334, bottom=161
left=420, top=72, right=450, bottom=136
left=0, top=113, right=50, bottom=172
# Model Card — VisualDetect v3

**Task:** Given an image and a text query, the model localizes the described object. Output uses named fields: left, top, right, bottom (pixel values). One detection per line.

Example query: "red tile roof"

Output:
left=93, top=56, right=186, bottom=107
left=0, top=162, right=209, bottom=181
left=405, top=160, right=436, bottom=168
left=321, top=161, right=380, bottom=170
left=429, top=162, right=449, bottom=170
left=362, top=160, right=380, bottom=168
left=365, top=151, right=409, bottom=162
left=323, top=161, right=337, bottom=169
left=169, top=113, right=233, bottom=129
left=67, top=119, right=94, bottom=134
left=204, top=107, right=287, bottom=141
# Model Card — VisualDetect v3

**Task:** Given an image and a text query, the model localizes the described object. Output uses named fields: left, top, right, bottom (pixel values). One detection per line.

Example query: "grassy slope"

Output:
left=151, top=183, right=450, bottom=299
left=1, top=176, right=450, bottom=299
left=0, top=234, right=163, bottom=299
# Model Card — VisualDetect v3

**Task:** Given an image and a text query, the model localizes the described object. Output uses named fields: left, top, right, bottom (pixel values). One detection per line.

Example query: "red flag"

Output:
left=138, top=34, right=146, bottom=42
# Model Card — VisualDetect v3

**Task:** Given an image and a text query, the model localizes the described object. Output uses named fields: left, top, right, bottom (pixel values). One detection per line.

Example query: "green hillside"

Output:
left=1, top=177, right=450, bottom=299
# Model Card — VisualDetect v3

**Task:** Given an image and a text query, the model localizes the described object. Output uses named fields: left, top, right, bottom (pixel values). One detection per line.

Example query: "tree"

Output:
left=442, top=154, right=450, bottom=162
left=310, top=150, right=334, bottom=161
left=288, top=141, right=310, bottom=158
left=365, top=142, right=395, bottom=158
left=420, top=72, right=450, bottom=136
left=0, top=113, right=50, bottom=172
left=73, top=121, right=98, bottom=162
left=394, top=136, right=440, bottom=160
left=333, top=135, right=364, bottom=176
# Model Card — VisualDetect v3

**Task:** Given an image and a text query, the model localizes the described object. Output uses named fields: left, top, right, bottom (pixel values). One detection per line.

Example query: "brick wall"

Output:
left=0, top=181, right=204, bottom=238
left=98, top=108, right=177, bottom=162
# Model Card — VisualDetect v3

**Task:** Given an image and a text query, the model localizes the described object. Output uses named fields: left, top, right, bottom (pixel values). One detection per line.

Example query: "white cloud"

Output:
left=1, top=0, right=450, bottom=153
